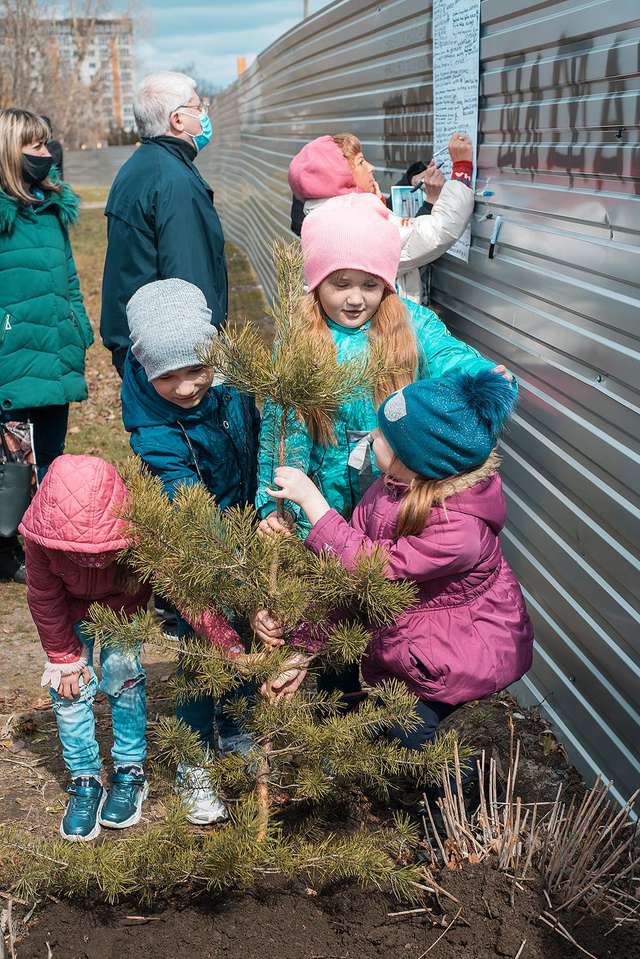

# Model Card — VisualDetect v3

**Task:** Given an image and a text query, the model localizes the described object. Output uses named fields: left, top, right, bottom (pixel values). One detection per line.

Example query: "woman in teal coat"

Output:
left=0, top=109, right=92, bottom=581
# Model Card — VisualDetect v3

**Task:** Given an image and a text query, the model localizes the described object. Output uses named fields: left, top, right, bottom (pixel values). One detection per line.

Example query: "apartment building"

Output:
left=49, top=14, right=135, bottom=132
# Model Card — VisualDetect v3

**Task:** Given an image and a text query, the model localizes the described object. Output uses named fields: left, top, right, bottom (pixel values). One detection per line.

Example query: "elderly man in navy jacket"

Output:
left=100, top=72, right=227, bottom=377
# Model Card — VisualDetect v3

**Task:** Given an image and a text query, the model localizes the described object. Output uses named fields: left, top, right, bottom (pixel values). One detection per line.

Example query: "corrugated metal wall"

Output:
left=199, top=0, right=640, bottom=805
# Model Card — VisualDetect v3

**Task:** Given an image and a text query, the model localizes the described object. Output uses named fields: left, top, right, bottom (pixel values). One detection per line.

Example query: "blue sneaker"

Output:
left=99, top=766, right=148, bottom=829
left=60, top=776, right=106, bottom=842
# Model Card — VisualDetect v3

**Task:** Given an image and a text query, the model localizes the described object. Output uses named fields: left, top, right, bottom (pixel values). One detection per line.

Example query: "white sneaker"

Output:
left=175, top=762, right=228, bottom=825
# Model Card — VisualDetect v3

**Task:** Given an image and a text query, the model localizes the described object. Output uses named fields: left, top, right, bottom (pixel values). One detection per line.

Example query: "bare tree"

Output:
left=0, top=0, right=49, bottom=108
left=172, top=61, right=222, bottom=101
left=0, top=0, right=123, bottom=147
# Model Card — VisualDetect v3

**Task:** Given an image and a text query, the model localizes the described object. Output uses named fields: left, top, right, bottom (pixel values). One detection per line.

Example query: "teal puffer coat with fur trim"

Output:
left=0, top=181, right=92, bottom=413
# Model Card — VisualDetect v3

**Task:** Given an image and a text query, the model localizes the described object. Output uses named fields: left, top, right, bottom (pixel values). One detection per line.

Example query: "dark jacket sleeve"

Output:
left=100, top=212, right=158, bottom=356
left=129, top=426, right=200, bottom=501
left=154, top=177, right=227, bottom=328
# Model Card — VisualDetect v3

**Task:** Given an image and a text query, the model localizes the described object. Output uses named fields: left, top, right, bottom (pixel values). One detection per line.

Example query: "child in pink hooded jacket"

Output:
left=19, top=454, right=242, bottom=841
left=257, top=370, right=534, bottom=748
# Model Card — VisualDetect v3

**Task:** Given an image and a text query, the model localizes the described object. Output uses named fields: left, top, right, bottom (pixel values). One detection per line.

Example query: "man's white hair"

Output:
left=133, top=72, right=197, bottom=138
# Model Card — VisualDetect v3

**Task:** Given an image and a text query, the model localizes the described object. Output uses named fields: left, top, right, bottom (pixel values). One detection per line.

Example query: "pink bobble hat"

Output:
left=288, top=135, right=360, bottom=200
left=300, top=192, right=402, bottom=292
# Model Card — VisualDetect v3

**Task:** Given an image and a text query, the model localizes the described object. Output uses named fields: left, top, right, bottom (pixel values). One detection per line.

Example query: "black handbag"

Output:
left=0, top=426, right=34, bottom=538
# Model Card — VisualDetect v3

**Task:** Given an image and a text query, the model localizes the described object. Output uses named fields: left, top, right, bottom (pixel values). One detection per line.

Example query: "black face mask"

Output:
left=22, top=153, right=54, bottom=185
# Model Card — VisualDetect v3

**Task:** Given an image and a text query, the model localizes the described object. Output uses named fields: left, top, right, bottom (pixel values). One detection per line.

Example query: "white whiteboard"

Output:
left=432, top=0, right=480, bottom=262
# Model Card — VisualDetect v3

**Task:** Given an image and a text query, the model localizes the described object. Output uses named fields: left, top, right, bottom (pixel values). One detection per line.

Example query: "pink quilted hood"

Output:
left=19, top=454, right=130, bottom=553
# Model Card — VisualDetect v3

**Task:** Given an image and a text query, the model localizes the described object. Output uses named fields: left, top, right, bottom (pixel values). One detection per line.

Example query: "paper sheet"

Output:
left=432, top=0, right=480, bottom=261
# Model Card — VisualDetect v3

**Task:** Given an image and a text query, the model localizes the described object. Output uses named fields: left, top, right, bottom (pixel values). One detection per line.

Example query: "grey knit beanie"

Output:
left=126, top=278, right=217, bottom=380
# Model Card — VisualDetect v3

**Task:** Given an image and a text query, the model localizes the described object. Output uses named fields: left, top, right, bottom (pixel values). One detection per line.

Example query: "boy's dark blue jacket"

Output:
left=121, top=352, right=260, bottom=507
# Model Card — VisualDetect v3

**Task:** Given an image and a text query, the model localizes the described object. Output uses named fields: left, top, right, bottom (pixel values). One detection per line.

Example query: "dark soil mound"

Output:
left=18, top=863, right=640, bottom=959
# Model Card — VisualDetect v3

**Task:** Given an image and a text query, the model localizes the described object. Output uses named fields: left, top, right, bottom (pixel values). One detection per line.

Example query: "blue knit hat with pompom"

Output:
left=378, top=369, right=518, bottom=479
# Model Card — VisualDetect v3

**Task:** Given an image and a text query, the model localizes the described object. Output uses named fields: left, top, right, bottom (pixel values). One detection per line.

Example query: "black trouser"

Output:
left=386, top=698, right=478, bottom=803
left=316, top=662, right=362, bottom=705
left=0, top=403, right=69, bottom=574
left=386, top=698, right=459, bottom=749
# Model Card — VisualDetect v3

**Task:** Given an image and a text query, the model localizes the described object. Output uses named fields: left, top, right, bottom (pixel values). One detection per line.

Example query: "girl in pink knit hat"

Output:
left=288, top=131, right=474, bottom=303
left=20, top=453, right=243, bottom=841
left=253, top=195, right=512, bottom=700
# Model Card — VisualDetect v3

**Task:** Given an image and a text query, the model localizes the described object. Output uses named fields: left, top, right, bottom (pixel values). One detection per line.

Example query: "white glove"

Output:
left=41, top=651, right=89, bottom=689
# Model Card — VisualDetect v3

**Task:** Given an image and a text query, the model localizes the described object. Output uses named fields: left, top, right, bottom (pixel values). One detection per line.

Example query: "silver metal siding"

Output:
left=199, top=0, right=640, bottom=802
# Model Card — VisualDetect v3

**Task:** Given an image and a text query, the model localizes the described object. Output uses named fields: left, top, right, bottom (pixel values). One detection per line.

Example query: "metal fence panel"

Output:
left=199, top=0, right=640, bottom=803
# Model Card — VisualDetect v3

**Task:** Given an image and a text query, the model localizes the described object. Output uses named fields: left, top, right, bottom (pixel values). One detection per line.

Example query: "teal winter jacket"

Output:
left=121, top=352, right=260, bottom=507
left=255, top=299, right=500, bottom=532
left=0, top=181, right=92, bottom=413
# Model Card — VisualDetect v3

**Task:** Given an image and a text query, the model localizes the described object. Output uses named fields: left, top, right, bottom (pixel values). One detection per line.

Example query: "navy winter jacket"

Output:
left=101, top=137, right=228, bottom=371
left=121, top=353, right=259, bottom=508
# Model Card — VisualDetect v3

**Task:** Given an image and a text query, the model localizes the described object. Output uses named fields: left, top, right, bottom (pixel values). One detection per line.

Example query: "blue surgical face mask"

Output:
left=180, top=110, right=213, bottom=152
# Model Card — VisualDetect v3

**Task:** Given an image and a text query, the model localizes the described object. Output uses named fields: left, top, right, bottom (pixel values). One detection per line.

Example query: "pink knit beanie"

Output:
left=288, top=135, right=360, bottom=200
left=301, top=193, right=401, bottom=291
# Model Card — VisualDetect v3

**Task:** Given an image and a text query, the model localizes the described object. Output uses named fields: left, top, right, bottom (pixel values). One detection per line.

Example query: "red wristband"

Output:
left=451, top=160, right=473, bottom=187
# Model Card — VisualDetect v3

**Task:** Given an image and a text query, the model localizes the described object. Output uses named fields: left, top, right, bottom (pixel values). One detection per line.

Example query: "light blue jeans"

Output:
left=49, top=625, right=146, bottom=779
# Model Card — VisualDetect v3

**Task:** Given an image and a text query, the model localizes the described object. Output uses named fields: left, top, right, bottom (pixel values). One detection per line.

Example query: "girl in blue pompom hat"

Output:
left=256, top=369, right=534, bottom=746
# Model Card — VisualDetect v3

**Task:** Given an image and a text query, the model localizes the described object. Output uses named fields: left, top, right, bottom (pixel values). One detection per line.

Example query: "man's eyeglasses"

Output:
left=174, top=99, right=210, bottom=115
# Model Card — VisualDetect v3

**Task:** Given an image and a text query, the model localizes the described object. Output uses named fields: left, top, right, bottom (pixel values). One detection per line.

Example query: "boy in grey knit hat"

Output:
left=126, top=277, right=219, bottom=405
left=120, top=277, right=260, bottom=826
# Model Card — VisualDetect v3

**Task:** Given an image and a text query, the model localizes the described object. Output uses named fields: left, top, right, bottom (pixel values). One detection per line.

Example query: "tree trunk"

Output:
left=256, top=406, right=288, bottom=840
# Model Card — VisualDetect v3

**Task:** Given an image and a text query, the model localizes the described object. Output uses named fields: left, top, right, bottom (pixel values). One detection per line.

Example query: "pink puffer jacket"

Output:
left=19, top=454, right=241, bottom=665
left=305, top=454, right=534, bottom=705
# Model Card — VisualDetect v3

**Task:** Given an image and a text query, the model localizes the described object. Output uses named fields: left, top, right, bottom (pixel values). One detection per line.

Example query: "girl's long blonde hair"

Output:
left=395, top=475, right=442, bottom=538
left=300, top=287, right=419, bottom=445
left=0, top=109, right=58, bottom=204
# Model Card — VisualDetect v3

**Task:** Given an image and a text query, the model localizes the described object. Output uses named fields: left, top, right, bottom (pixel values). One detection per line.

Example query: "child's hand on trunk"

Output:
left=251, top=609, right=285, bottom=648
left=266, top=467, right=330, bottom=526
left=261, top=656, right=309, bottom=701
left=257, top=510, right=295, bottom=539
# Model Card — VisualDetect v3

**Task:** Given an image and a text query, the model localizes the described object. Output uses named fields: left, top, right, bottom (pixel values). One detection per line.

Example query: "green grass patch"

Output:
left=67, top=195, right=268, bottom=465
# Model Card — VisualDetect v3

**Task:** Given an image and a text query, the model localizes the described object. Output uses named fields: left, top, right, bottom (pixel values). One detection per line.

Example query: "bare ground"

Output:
left=2, top=193, right=633, bottom=959
left=0, top=192, right=268, bottom=837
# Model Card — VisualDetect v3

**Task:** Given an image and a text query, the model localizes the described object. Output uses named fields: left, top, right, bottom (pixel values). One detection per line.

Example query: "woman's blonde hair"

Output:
left=300, top=287, right=418, bottom=445
left=0, top=108, right=58, bottom=204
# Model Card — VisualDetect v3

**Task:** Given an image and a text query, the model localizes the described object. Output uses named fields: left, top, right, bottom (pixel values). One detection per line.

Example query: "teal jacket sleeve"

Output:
left=406, top=300, right=494, bottom=380
left=65, top=233, right=93, bottom=348
left=129, top=428, right=199, bottom=502
left=255, top=399, right=314, bottom=522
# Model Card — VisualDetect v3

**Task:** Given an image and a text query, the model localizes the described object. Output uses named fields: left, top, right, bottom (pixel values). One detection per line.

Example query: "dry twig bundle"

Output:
left=422, top=737, right=639, bottom=937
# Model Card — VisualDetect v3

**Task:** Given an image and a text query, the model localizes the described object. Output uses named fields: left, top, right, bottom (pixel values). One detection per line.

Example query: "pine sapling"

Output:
left=197, top=238, right=391, bottom=829
left=78, top=237, right=461, bottom=891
